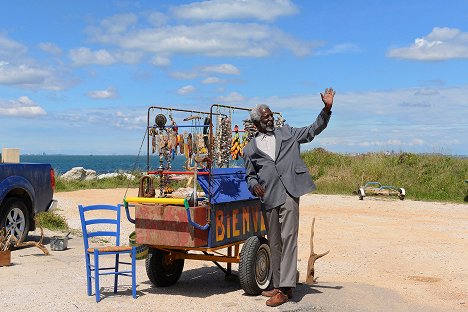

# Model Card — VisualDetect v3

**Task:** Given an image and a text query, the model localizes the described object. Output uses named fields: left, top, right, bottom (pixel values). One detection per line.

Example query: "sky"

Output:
left=0, top=0, right=467, bottom=156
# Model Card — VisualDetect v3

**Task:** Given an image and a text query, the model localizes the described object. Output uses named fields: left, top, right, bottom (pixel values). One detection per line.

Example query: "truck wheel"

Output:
left=0, top=198, right=30, bottom=244
left=145, top=248, right=184, bottom=287
left=239, top=236, right=272, bottom=295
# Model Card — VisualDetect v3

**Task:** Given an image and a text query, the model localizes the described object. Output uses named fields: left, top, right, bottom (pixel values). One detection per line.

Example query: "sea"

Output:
left=20, top=154, right=187, bottom=174
left=20, top=154, right=244, bottom=175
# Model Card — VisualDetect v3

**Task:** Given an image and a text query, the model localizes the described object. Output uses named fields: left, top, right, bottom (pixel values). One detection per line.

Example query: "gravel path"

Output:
left=1, top=189, right=466, bottom=311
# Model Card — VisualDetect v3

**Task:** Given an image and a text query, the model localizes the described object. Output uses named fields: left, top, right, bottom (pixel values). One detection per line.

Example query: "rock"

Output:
left=61, top=167, right=96, bottom=181
left=97, top=173, right=135, bottom=180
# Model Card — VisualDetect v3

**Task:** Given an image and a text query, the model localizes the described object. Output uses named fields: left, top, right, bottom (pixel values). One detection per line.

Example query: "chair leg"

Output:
left=132, top=247, right=137, bottom=299
left=85, top=253, right=92, bottom=296
left=94, top=250, right=100, bottom=302
left=114, top=254, right=119, bottom=293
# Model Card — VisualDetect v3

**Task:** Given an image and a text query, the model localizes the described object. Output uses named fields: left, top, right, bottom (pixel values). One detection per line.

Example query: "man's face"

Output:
left=257, top=107, right=274, bottom=133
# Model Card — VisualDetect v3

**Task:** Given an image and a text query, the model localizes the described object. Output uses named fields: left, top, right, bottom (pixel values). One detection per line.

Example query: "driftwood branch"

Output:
left=305, top=217, right=329, bottom=285
left=11, top=217, right=49, bottom=255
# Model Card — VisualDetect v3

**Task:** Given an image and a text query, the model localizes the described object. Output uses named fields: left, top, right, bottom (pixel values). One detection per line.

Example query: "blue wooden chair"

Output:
left=78, top=204, right=136, bottom=302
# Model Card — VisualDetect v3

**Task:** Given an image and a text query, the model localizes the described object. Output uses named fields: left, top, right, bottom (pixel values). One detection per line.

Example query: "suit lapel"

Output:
left=274, top=129, right=282, bottom=161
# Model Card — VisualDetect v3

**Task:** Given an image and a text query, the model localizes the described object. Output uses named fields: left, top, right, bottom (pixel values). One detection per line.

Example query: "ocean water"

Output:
left=21, top=154, right=188, bottom=174
left=20, top=154, right=244, bottom=174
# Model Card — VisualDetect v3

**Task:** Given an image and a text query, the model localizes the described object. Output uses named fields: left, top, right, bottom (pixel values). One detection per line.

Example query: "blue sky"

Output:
left=0, top=0, right=467, bottom=155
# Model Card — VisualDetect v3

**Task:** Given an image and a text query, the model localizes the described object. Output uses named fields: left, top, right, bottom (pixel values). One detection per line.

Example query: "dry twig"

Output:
left=305, top=218, right=329, bottom=285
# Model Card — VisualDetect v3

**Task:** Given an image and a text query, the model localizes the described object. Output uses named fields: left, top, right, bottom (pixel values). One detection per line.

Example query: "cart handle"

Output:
left=123, top=197, right=210, bottom=231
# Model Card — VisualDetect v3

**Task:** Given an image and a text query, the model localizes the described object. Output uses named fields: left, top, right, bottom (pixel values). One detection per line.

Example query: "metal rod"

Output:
left=147, top=171, right=209, bottom=175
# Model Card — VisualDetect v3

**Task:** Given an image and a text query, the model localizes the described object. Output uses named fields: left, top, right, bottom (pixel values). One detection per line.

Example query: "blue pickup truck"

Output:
left=0, top=163, right=57, bottom=243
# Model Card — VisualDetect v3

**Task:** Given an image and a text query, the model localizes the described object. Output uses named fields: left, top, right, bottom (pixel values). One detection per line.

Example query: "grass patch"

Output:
left=302, top=148, right=468, bottom=203
left=55, top=172, right=192, bottom=193
left=55, top=172, right=143, bottom=192
left=54, top=150, right=468, bottom=203
left=36, top=211, right=69, bottom=231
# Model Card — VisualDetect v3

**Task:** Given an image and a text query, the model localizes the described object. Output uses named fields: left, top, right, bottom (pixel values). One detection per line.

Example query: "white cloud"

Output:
left=0, top=34, right=27, bottom=58
left=0, top=62, right=70, bottom=90
left=0, top=96, right=47, bottom=117
left=89, top=19, right=313, bottom=58
left=151, top=55, right=171, bottom=67
left=171, top=0, right=298, bottom=22
left=69, top=47, right=117, bottom=66
left=215, top=91, right=246, bottom=103
left=202, top=77, right=223, bottom=84
left=97, top=13, right=138, bottom=34
left=38, top=42, right=62, bottom=55
left=201, top=63, right=240, bottom=75
left=0, top=63, right=49, bottom=85
left=387, top=27, right=468, bottom=61
left=177, top=85, right=196, bottom=95
left=0, top=34, right=74, bottom=90
left=87, top=87, right=119, bottom=99
left=148, top=11, right=168, bottom=27
left=245, top=85, right=468, bottom=154
left=56, top=107, right=147, bottom=130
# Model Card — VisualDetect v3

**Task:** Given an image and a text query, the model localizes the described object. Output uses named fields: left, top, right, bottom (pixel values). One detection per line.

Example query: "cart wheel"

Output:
left=358, top=187, right=365, bottom=200
left=398, top=188, right=406, bottom=200
left=146, top=248, right=184, bottom=287
left=239, top=236, right=272, bottom=295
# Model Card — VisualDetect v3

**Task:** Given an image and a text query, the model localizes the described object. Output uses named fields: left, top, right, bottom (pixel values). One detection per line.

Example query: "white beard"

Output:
left=260, top=120, right=274, bottom=132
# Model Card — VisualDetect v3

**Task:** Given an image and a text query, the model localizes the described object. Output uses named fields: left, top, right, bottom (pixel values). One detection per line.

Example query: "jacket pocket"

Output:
left=295, top=166, right=309, bottom=173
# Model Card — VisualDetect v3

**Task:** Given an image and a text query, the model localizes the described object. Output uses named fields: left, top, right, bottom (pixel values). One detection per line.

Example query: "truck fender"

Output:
left=0, top=175, right=36, bottom=213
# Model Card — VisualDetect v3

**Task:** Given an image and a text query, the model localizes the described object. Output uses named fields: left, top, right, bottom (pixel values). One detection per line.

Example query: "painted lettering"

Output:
left=242, top=207, right=250, bottom=235
left=216, top=209, right=225, bottom=241
left=232, top=209, right=240, bottom=237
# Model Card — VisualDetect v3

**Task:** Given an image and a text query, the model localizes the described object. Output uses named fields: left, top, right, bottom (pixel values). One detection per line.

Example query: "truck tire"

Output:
left=146, top=248, right=184, bottom=287
left=239, top=236, right=272, bottom=295
left=0, top=198, right=30, bottom=244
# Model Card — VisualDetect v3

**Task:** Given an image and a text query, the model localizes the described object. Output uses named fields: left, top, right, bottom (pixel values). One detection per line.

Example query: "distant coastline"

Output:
left=19, top=154, right=186, bottom=174
left=17, top=152, right=467, bottom=175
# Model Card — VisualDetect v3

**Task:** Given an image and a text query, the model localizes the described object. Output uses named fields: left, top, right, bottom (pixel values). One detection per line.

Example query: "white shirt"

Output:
left=255, top=132, right=276, bottom=161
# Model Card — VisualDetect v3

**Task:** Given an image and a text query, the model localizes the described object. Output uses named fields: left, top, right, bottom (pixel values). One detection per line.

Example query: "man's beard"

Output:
left=260, top=120, right=274, bottom=132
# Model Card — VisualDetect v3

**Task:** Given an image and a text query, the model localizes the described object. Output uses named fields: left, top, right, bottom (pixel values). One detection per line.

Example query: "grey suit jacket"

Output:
left=243, top=109, right=331, bottom=210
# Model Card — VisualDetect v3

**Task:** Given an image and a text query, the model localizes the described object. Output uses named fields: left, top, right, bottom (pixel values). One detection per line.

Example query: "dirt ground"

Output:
left=1, top=188, right=467, bottom=312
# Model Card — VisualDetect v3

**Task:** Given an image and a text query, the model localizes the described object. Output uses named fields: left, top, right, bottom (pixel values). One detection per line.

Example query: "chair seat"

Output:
left=87, top=246, right=133, bottom=253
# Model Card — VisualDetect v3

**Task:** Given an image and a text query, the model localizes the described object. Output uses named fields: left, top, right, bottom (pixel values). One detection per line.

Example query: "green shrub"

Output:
left=55, top=172, right=142, bottom=192
left=302, top=148, right=468, bottom=203
left=36, top=211, right=68, bottom=231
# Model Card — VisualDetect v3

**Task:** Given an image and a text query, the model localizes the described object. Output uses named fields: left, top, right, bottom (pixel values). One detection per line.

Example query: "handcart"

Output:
left=123, top=104, right=284, bottom=295
left=357, top=181, right=406, bottom=200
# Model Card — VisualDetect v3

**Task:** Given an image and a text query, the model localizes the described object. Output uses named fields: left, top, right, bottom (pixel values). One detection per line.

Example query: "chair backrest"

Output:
left=78, top=204, right=122, bottom=250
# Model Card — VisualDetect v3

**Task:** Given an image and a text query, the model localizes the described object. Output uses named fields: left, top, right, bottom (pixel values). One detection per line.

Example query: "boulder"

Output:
left=97, top=172, right=135, bottom=180
left=61, top=167, right=96, bottom=181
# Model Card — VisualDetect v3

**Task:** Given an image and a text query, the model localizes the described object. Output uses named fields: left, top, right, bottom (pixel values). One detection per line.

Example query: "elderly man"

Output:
left=243, top=88, right=335, bottom=307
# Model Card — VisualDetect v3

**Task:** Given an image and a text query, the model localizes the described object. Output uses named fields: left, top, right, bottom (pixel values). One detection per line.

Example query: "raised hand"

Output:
left=320, top=87, right=335, bottom=112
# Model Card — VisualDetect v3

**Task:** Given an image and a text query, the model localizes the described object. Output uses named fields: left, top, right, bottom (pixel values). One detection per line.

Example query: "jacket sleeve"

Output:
left=243, top=147, right=260, bottom=194
left=290, top=109, right=331, bottom=144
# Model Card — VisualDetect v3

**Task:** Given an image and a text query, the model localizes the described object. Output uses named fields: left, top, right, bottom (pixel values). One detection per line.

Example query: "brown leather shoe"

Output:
left=266, top=290, right=288, bottom=307
left=262, top=288, right=293, bottom=298
left=261, top=288, right=279, bottom=297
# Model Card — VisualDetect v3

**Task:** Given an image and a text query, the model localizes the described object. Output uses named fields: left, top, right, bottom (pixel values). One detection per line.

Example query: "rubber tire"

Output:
left=358, top=188, right=365, bottom=200
left=145, top=248, right=184, bottom=287
left=0, top=198, right=30, bottom=244
left=239, top=236, right=272, bottom=295
left=399, top=188, right=406, bottom=200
